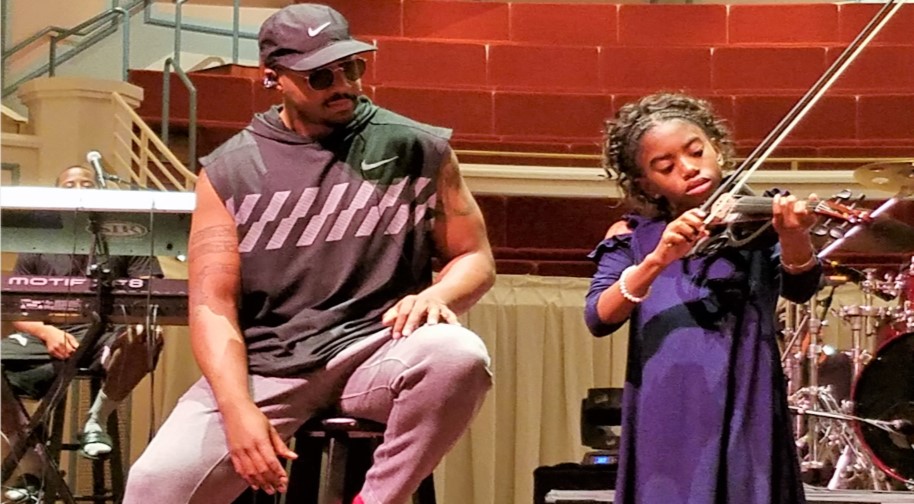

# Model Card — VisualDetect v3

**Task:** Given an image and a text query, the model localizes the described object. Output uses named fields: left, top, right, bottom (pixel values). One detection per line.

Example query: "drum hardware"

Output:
left=783, top=258, right=914, bottom=493
left=789, top=399, right=909, bottom=491
left=871, top=257, right=914, bottom=347
left=832, top=267, right=899, bottom=376
left=781, top=301, right=811, bottom=441
left=806, top=294, right=827, bottom=466
left=782, top=293, right=846, bottom=472
left=791, top=386, right=859, bottom=480
left=789, top=406, right=914, bottom=438
left=833, top=303, right=878, bottom=378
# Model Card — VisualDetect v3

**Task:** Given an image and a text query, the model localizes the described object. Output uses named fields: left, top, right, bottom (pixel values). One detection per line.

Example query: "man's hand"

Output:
left=382, top=293, right=460, bottom=339
left=42, top=327, right=79, bottom=360
left=222, top=402, right=297, bottom=495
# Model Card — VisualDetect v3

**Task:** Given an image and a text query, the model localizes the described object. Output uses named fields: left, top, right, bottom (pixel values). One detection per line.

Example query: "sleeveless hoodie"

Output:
left=202, top=97, right=451, bottom=376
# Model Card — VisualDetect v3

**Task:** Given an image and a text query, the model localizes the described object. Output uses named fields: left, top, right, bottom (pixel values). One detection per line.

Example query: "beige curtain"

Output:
left=436, top=275, right=626, bottom=504
left=128, top=271, right=629, bottom=504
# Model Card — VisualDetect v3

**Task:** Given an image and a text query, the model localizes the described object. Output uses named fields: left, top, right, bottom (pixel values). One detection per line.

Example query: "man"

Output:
left=1, top=165, right=164, bottom=501
left=124, top=4, right=495, bottom=504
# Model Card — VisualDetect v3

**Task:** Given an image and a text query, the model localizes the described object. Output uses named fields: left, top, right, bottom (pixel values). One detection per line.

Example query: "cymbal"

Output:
left=854, top=161, right=914, bottom=194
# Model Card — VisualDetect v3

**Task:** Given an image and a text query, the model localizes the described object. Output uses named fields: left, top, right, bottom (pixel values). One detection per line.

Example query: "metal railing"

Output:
left=111, top=92, right=197, bottom=191
left=160, top=0, right=198, bottom=174
left=1, top=0, right=144, bottom=98
left=161, top=57, right=198, bottom=174
left=143, top=0, right=249, bottom=65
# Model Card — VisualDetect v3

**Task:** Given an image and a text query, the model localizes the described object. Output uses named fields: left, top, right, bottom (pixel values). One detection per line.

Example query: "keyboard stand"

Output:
left=1, top=315, right=107, bottom=504
left=1, top=218, right=115, bottom=504
left=1, top=371, right=76, bottom=502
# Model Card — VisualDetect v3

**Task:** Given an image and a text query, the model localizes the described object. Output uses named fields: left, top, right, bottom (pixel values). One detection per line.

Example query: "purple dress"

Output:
left=585, top=215, right=820, bottom=504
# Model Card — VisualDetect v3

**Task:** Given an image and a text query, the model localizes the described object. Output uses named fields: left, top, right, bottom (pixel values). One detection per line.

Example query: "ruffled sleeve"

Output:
left=584, top=232, right=636, bottom=337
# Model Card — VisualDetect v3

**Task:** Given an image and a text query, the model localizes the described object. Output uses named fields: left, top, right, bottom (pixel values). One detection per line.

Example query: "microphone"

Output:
left=86, top=150, right=108, bottom=188
left=825, top=260, right=865, bottom=284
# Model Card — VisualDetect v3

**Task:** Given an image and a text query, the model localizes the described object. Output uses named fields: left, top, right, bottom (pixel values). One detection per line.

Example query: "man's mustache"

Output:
left=324, top=93, right=357, bottom=106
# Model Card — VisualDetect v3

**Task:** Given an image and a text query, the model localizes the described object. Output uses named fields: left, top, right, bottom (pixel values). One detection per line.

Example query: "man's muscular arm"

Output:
left=383, top=148, right=496, bottom=337
left=188, top=171, right=294, bottom=495
left=188, top=171, right=247, bottom=432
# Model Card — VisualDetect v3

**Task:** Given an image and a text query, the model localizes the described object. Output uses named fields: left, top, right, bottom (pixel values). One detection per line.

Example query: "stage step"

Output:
left=545, top=487, right=914, bottom=504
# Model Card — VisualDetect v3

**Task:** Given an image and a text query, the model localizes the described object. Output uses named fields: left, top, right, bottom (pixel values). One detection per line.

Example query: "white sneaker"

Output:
left=2, top=474, right=42, bottom=503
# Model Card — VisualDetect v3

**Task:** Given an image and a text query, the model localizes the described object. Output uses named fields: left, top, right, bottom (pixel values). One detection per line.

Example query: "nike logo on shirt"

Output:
left=361, top=156, right=399, bottom=171
left=308, top=22, right=331, bottom=37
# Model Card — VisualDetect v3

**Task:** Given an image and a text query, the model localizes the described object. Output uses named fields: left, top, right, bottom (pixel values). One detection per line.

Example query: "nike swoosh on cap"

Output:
left=361, top=156, right=399, bottom=171
left=308, top=21, right=331, bottom=37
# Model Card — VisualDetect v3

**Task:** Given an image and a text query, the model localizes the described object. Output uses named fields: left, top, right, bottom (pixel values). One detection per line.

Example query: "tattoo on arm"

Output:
left=190, top=225, right=238, bottom=257
left=437, top=158, right=476, bottom=218
left=189, top=225, right=240, bottom=314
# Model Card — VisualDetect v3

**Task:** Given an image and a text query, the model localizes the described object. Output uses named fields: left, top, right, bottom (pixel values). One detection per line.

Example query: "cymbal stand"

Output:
left=805, top=294, right=824, bottom=470
left=781, top=301, right=808, bottom=439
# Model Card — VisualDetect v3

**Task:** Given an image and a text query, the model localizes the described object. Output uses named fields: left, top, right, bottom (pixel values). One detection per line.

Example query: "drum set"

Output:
left=782, top=160, right=914, bottom=492
left=782, top=252, right=914, bottom=490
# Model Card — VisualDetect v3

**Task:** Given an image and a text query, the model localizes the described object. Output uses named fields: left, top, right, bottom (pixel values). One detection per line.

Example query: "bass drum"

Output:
left=852, top=332, right=914, bottom=483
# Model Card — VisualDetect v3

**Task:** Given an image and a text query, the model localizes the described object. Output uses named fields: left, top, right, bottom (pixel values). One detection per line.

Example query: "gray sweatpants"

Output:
left=123, top=324, right=492, bottom=504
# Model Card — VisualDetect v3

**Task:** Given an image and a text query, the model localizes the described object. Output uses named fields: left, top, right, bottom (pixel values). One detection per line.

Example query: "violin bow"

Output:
left=690, top=0, right=908, bottom=256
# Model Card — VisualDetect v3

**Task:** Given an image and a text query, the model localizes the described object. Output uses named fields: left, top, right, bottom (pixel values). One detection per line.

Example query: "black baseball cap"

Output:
left=259, top=4, right=376, bottom=72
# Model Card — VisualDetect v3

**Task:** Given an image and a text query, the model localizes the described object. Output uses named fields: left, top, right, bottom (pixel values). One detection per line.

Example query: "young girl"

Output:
left=585, top=93, right=821, bottom=504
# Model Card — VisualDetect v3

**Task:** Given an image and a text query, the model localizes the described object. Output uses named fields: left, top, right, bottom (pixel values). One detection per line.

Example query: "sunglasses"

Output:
left=287, top=57, right=367, bottom=91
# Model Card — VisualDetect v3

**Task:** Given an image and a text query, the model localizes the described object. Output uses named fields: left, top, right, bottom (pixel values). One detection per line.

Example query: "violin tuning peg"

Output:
left=828, top=227, right=846, bottom=240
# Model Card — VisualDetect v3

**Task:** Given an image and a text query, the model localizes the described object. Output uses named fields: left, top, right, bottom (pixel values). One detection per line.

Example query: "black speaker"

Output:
left=581, top=388, right=622, bottom=450
left=533, top=462, right=615, bottom=504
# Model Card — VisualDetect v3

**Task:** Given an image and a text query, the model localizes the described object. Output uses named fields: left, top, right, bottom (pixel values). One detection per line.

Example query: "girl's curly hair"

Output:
left=602, top=92, right=735, bottom=219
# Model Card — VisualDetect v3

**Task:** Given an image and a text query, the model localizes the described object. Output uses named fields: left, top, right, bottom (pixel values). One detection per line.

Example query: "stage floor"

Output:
left=545, top=486, right=914, bottom=503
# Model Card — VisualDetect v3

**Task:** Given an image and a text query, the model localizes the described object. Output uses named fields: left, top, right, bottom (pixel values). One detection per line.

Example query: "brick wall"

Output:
left=329, top=1, right=914, bottom=163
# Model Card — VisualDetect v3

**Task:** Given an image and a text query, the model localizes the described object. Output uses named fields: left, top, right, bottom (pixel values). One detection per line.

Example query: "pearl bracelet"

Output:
left=619, top=265, right=650, bottom=304
left=781, top=252, right=817, bottom=274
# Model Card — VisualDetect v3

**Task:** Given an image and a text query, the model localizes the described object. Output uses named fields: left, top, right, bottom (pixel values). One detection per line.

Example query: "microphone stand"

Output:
left=0, top=215, right=115, bottom=504
left=106, top=173, right=157, bottom=191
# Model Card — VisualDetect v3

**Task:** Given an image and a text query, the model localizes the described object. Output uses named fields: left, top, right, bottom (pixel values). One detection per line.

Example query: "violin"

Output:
left=709, top=191, right=871, bottom=226
left=693, top=190, right=874, bottom=257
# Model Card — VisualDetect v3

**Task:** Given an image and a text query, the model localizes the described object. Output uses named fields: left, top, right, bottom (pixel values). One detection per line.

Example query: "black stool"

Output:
left=48, top=368, right=125, bottom=503
left=234, top=416, right=436, bottom=504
